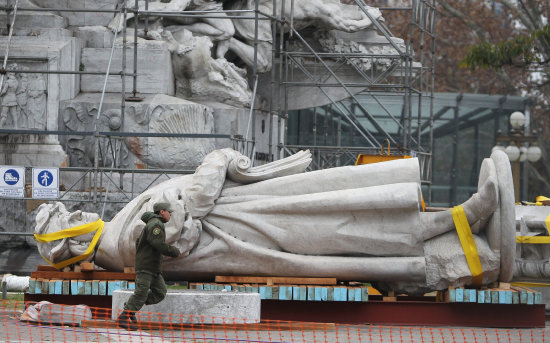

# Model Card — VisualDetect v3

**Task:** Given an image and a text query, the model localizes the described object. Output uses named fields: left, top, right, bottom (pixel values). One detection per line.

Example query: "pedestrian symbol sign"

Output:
left=32, top=167, right=59, bottom=199
left=0, top=166, right=25, bottom=198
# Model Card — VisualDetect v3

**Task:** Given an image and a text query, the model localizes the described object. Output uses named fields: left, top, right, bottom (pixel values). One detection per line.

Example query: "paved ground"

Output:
left=1, top=309, right=549, bottom=342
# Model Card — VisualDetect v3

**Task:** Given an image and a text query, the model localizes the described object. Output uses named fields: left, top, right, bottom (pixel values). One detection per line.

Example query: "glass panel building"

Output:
left=286, top=92, right=532, bottom=207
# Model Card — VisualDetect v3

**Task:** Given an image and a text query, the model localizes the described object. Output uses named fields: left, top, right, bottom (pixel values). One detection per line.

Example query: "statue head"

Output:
left=35, top=202, right=101, bottom=236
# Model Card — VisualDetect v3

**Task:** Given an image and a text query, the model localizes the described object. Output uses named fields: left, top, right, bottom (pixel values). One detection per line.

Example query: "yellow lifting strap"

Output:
left=452, top=205, right=483, bottom=286
left=33, top=219, right=105, bottom=269
left=511, top=281, right=550, bottom=288
left=516, top=213, right=550, bottom=244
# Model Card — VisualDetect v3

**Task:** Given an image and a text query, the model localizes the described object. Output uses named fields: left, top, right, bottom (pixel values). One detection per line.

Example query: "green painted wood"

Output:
left=361, top=287, right=369, bottom=302
left=85, top=281, right=92, bottom=295
left=326, top=287, right=334, bottom=301
left=512, top=291, right=519, bottom=304
left=334, top=287, right=347, bottom=301
left=98, top=281, right=107, bottom=296
left=278, top=286, right=292, bottom=300
left=92, top=280, right=99, bottom=295
left=62, top=281, right=70, bottom=295
left=78, top=280, right=85, bottom=295
left=34, top=280, right=42, bottom=294
left=54, top=280, right=62, bottom=295
left=477, top=290, right=485, bottom=303
left=28, top=279, right=36, bottom=294
left=70, top=280, right=78, bottom=295
left=48, top=280, right=55, bottom=295
left=307, top=287, right=315, bottom=301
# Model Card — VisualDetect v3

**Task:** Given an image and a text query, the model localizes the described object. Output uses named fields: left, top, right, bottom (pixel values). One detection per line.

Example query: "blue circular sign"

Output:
left=38, top=170, right=53, bottom=187
left=4, top=169, right=20, bottom=185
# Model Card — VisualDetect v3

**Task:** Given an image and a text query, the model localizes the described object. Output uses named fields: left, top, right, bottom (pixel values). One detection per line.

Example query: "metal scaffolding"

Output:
left=0, top=0, right=435, bottom=215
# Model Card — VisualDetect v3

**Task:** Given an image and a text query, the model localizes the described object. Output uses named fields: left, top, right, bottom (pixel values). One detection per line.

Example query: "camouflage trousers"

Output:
left=124, top=272, right=167, bottom=312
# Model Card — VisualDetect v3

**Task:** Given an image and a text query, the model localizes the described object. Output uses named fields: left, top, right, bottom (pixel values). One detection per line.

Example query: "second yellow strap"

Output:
left=452, top=205, right=483, bottom=286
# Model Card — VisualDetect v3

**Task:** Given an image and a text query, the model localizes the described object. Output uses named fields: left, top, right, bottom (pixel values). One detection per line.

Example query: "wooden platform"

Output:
left=28, top=265, right=135, bottom=296
left=80, top=319, right=336, bottom=331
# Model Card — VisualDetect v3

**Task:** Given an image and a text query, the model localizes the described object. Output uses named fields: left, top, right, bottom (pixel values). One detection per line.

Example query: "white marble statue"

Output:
left=34, top=149, right=516, bottom=294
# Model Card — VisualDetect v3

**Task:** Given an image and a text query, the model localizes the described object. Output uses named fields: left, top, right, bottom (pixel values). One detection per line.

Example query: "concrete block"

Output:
left=39, top=303, right=92, bottom=324
left=112, top=290, right=261, bottom=324
left=74, top=26, right=114, bottom=48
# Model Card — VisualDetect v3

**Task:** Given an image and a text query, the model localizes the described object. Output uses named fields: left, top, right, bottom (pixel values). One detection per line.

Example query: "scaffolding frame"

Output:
left=0, top=0, right=435, bottom=215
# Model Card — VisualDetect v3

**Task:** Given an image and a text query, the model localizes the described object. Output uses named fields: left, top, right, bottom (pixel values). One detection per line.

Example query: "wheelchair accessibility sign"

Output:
left=32, top=167, right=59, bottom=199
left=0, top=166, right=25, bottom=198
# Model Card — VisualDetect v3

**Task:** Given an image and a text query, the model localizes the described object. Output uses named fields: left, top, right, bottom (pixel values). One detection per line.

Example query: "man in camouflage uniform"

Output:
left=117, top=202, right=180, bottom=330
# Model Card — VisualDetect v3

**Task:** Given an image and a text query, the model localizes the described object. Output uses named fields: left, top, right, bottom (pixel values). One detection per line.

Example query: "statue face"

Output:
left=35, top=202, right=101, bottom=235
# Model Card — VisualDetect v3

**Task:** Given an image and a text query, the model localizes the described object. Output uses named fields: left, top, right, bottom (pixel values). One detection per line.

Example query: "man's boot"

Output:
left=122, top=303, right=138, bottom=323
left=116, top=310, right=138, bottom=331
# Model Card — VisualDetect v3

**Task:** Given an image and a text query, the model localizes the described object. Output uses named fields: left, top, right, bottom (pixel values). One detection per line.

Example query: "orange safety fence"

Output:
left=1, top=299, right=548, bottom=342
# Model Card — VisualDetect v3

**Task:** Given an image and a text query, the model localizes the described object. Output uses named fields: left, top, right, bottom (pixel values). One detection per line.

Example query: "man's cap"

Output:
left=153, top=202, right=174, bottom=213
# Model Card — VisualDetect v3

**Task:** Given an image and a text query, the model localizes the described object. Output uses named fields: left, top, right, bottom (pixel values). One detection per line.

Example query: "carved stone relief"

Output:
left=0, top=63, right=47, bottom=130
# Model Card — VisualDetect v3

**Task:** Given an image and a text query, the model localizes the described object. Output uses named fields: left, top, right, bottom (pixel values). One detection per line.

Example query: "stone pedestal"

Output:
left=80, top=40, right=174, bottom=95
left=112, top=289, right=261, bottom=324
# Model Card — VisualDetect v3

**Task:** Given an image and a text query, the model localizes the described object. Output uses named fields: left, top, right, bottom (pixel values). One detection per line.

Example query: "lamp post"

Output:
left=492, top=111, right=541, bottom=202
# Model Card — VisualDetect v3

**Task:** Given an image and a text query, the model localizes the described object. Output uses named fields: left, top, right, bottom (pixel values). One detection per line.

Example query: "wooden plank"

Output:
left=34, top=280, right=42, bottom=294
left=85, top=281, right=92, bottom=295
left=80, top=319, right=336, bottom=331
left=36, top=265, right=58, bottom=272
left=41, top=279, right=49, bottom=294
left=28, top=278, right=36, bottom=294
left=326, top=287, right=334, bottom=301
left=124, top=267, right=135, bottom=274
left=334, top=287, right=347, bottom=302
left=70, top=280, right=78, bottom=295
left=477, top=290, right=485, bottom=304
left=215, top=276, right=337, bottom=285
left=31, top=271, right=136, bottom=281
left=48, top=280, right=55, bottom=295
left=98, top=281, right=107, bottom=296
left=455, top=288, right=464, bottom=302
left=62, top=280, right=70, bottom=295
left=361, top=287, right=369, bottom=302
left=278, top=285, right=292, bottom=300
left=92, top=280, right=99, bottom=296
left=80, top=262, right=95, bottom=272
left=78, top=280, right=86, bottom=295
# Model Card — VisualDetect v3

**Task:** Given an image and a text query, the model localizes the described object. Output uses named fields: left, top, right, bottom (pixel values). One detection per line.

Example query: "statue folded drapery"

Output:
left=34, top=149, right=515, bottom=294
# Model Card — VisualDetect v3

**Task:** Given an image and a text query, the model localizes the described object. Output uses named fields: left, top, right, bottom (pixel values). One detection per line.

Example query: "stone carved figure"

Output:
left=107, top=0, right=385, bottom=106
left=0, top=71, right=19, bottom=128
left=26, top=73, right=47, bottom=129
left=34, top=149, right=515, bottom=294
